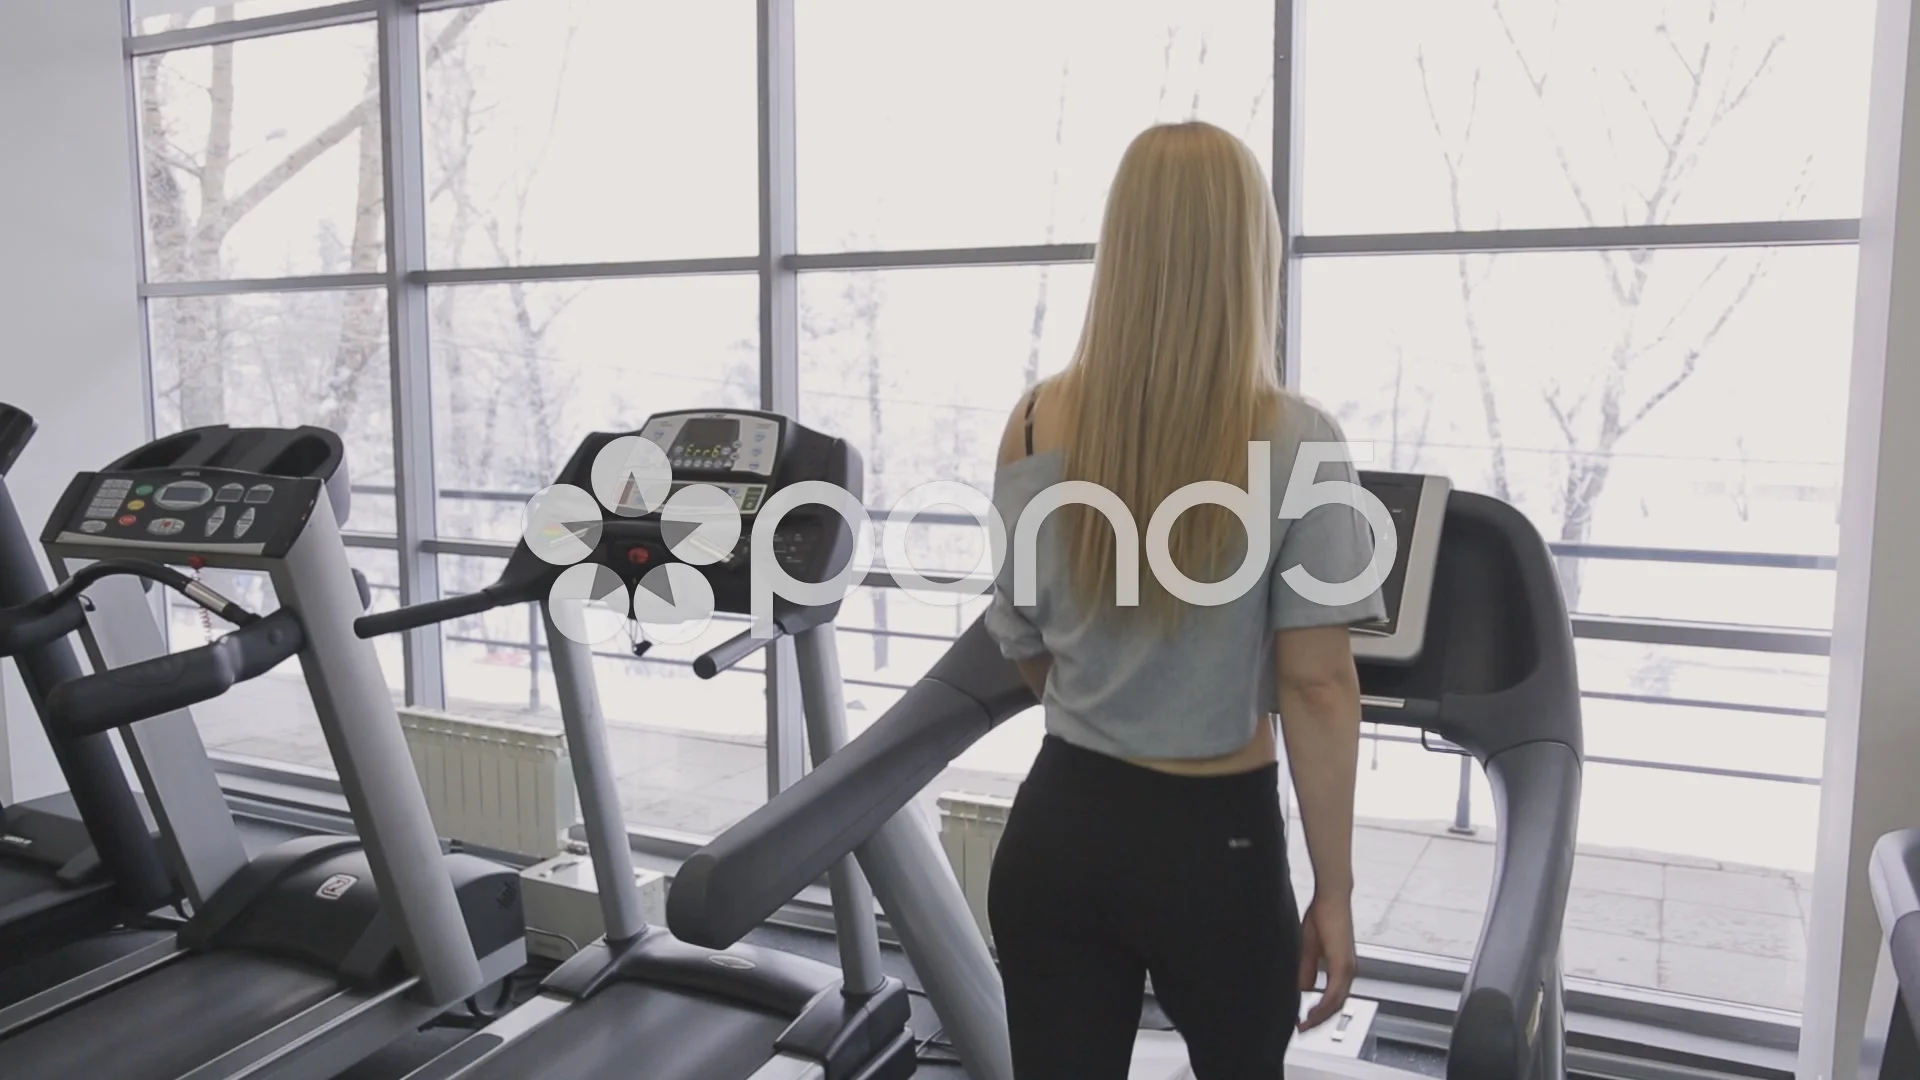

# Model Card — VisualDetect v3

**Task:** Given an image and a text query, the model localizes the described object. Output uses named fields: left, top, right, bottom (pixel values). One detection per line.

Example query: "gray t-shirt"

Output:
left=985, top=393, right=1386, bottom=761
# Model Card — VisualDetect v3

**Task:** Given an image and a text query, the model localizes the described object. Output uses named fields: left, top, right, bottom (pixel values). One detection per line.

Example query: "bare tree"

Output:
left=144, top=5, right=485, bottom=433
left=1416, top=0, right=1802, bottom=607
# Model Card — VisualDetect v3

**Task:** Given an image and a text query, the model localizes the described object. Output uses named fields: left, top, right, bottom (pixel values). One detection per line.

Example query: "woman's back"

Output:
left=988, top=387, right=1381, bottom=764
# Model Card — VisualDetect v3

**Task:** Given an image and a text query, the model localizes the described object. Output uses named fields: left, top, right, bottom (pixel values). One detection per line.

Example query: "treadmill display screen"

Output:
left=675, top=418, right=739, bottom=457
left=1352, top=473, right=1424, bottom=640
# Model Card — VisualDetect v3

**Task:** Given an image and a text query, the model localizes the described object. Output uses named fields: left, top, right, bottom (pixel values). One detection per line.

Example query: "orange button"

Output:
left=117, top=515, right=136, bottom=526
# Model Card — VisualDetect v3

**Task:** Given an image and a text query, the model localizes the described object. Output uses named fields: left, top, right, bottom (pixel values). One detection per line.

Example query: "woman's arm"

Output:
left=1274, top=623, right=1362, bottom=1028
left=1275, top=625, right=1361, bottom=896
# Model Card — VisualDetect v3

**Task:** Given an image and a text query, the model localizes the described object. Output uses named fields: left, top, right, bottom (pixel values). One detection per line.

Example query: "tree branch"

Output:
left=1544, top=389, right=1580, bottom=448
left=1622, top=248, right=1773, bottom=433
left=202, top=7, right=484, bottom=241
left=1492, top=0, right=1557, bottom=94
left=1621, top=72, right=1672, bottom=147
left=1190, top=32, right=1209, bottom=115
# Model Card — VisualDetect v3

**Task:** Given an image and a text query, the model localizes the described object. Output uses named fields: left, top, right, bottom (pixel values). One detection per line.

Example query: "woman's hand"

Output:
left=1297, top=894, right=1357, bottom=1030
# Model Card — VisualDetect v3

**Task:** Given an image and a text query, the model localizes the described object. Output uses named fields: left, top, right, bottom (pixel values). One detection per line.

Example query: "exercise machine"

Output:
left=360, top=409, right=918, bottom=1079
left=0, top=403, right=174, bottom=967
left=0, top=424, right=525, bottom=1080
left=1860, top=828, right=1920, bottom=1077
left=670, top=473, right=1585, bottom=1080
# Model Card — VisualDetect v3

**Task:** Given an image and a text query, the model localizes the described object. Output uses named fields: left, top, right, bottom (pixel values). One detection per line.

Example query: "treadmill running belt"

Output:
left=0, top=950, right=340, bottom=1080
left=462, top=981, right=795, bottom=1080
left=0, top=927, right=173, bottom=1010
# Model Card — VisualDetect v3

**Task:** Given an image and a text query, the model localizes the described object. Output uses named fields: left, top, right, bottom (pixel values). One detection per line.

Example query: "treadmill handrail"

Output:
left=670, top=617, right=1031, bottom=949
left=1446, top=740, right=1580, bottom=1078
left=1872, top=828, right=1920, bottom=1029
left=0, top=593, right=87, bottom=657
left=45, top=608, right=305, bottom=737
left=0, top=419, right=177, bottom=913
left=355, top=580, right=543, bottom=638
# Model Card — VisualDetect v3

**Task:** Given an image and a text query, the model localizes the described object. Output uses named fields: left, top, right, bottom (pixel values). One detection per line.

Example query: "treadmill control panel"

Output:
left=537, top=408, right=860, bottom=633
left=638, top=411, right=783, bottom=480
left=48, top=467, right=326, bottom=558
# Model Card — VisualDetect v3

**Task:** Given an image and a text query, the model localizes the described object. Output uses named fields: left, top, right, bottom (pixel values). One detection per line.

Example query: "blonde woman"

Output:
left=985, top=122, right=1379, bottom=1077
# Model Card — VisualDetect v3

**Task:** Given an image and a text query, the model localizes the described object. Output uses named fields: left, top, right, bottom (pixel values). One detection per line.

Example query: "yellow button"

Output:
left=126, top=499, right=147, bottom=511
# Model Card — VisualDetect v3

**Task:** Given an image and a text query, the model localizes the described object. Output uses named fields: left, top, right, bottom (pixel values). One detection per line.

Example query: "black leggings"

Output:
left=988, top=736, right=1302, bottom=1079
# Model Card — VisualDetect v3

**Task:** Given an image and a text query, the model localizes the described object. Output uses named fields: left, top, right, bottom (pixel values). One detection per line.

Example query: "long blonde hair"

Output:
left=1051, top=121, right=1284, bottom=623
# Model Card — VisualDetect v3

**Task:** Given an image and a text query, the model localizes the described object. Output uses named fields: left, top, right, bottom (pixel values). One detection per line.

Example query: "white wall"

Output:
left=1800, top=1, right=1920, bottom=1076
left=0, top=0, right=152, bottom=801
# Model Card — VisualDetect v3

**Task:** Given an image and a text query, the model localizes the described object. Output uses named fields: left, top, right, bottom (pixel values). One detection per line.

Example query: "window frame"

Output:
left=121, top=0, right=1854, bottom=1063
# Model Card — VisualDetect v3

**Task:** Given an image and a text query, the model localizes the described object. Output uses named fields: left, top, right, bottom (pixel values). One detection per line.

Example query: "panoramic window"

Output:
left=128, top=0, right=1872, bottom=1017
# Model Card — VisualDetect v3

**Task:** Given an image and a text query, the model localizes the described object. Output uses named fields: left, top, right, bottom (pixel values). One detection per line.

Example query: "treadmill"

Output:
left=0, top=403, right=175, bottom=967
left=669, top=473, right=1585, bottom=1080
left=358, top=409, right=920, bottom=1080
left=0, top=425, right=525, bottom=1080
left=1861, top=828, right=1920, bottom=1077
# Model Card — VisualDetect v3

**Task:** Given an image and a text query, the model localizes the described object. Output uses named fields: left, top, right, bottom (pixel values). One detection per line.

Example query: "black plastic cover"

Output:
left=182, top=835, right=523, bottom=990
left=543, top=925, right=841, bottom=1015
left=44, top=608, right=305, bottom=737
left=102, top=424, right=350, bottom=527
left=773, top=976, right=912, bottom=1078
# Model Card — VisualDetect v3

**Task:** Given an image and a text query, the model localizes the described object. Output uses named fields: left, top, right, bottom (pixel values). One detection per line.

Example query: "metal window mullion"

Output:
left=376, top=1, right=445, bottom=710
left=759, top=0, right=804, bottom=798
left=139, top=273, right=388, bottom=298
left=1570, top=615, right=1830, bottom=656
left=783, top=243, right=1094, bottom=271
left=420, top=536, right=516, bottom=559
left=128, top=0, right=379, bottom=55
left=1293, top=218, right=1861, bottom=258
left=414, top=256, right=759, bottom=286
left=1276, top=0, right=1304, bottom=388
left=123, top=0, right=159, bottom=446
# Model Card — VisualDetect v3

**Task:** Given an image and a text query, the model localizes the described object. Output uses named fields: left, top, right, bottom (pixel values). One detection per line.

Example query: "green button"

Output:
left=134, top=484, right=153, bottom=496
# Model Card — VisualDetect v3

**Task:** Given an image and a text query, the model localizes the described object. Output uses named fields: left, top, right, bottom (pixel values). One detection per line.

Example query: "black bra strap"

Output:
left=1023, top=390, right=1037, bottom=457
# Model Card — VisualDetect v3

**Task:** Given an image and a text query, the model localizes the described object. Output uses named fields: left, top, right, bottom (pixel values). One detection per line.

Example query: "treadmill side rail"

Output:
left=176, top=978, right=430, bottom=1080
left=0, top=934, right=184, bottom=1039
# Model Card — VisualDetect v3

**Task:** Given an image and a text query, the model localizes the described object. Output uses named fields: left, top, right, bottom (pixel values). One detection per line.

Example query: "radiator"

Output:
left=937, top=791, right=1012, bottom=950
left=399, top=708, right=576, bottom=860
